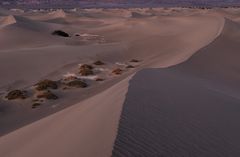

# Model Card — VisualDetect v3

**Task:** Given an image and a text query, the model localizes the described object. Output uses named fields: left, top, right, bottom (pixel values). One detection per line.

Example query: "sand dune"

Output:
left=48, top=10, right=66, bottom=19
left=0, top=16, right=60, bottom=50
left=112, top=17, right=240, bottom=157
left=0, top=7, right=10, bottom=16
left=0, top=8, right=235, bottom=157
left=0, top=14, right=224, bottom=89
left=0, top=15, right=16, bottom=28
left=0, top=75, right=132, bottom=157
left=131, top=11, right=154, bottom=18
left=21, top=9, right=67, bottom=22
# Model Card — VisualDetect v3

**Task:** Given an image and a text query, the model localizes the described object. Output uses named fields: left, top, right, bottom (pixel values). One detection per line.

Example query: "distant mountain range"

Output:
left=2, top=0, right=240, bottom=8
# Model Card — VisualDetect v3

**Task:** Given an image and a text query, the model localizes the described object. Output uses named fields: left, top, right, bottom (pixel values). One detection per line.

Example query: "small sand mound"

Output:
left=131, top=12, right=143, bottom=18
left=10, top=9, right=24, bottom=13
left=131, top=12, right=154, bottom=18
left=0, top=15, right=16, bottom=28
left=48, top=9, right=66, bottom=19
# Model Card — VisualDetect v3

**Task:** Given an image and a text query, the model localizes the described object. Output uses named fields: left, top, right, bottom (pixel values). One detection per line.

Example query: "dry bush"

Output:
left=35, top=79, right=58, bottom=91
left=5, top=90, right=27, bottom=100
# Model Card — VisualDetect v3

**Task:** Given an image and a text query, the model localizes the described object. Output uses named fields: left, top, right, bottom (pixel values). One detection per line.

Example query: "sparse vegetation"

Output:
left=63, top=76, right=78, bottom=81
left=66, top=80, right=88, bottom=88
left=79, top=68, right=94, bottom=76
left=79, top=64, right=94, bottom=76
left=5, top=90, right=27, bottom=100
left=52, top=30, right=70, bottom=37
left=32, top=99, right=39, bottom=102
left=62, top=87, right=69, bottom=90
left=35, top=79, right=58, bottom=91
left=32, top=103, right=41, bottom=109
left=80, top=64, right=93, bottom=70
left=130, top=59, right=140, bottom=63
left=37, top=90, right=58, bottom=100
left=93, top=60, right=105, bottom=65
left=112, top=68, right=123, bottom=75
left=126, top=65, right=135, bottom=69
left=95, top=78, right=104, bottom=81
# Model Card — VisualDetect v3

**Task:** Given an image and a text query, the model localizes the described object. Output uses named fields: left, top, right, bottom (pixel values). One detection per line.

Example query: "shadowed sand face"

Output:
left=0, top=7, right=237, bottom=157
left=113, top=14, right=240, bottom=157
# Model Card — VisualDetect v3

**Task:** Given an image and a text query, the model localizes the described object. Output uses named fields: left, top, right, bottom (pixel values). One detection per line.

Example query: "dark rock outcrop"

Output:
left=52, top=30, right=70, bottom=37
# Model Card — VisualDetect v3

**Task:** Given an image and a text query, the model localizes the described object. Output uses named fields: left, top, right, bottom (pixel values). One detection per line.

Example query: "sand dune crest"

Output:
left=0, top=15, right=16, bottom=28
left=48, top=9, right=66, bottom=19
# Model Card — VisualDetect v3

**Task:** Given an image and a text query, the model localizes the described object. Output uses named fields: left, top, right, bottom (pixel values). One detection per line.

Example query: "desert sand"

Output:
left=0, top=7, right=239, bottom=157
left=113, top=17, right=240, bottom=156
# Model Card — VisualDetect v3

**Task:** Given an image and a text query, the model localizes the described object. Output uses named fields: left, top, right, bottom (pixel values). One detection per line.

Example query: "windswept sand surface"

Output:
left=0, top=15, right=16, bottom=28
left=0, top=7, right=237, bottom=157
left=112, top=18, right=240, bottom=156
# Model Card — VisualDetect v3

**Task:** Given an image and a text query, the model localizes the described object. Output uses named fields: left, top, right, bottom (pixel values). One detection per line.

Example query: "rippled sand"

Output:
left=1, top=7, right=239, bottom=157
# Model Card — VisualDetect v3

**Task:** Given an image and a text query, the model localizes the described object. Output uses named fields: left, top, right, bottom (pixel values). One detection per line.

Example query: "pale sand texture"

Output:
left=0, top=8, right=229, bottom=157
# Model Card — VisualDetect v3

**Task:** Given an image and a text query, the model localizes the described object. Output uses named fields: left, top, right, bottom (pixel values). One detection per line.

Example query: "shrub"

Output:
left=95, top=78, right=104, bottom=81
left=112, top=68, right=123, bottom=75
left=37, top=90, right=58, bottom=100
left=130, top=59, right=140, bottom=63
left=80, top=64, right=93, bottom=70
left=63, top=76, right=78, bottom=81
left=93, top=60, right=105, bottom=65
left=66, top=80, right=88, bottom=88
left=32, top=103, right=41, bottom=109
left=5, top=90, right=27, bottom=100
left=126, top=65, right=135, bottom=69
left=79, top=68, right=94, bottom=76
left=35, top=79, right=58, bottom=91
left=79, top=64, right=94, bottom=76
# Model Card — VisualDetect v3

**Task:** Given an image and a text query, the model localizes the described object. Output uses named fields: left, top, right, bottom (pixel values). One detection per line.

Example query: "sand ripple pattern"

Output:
left=112, top=69, right=240, bottom=157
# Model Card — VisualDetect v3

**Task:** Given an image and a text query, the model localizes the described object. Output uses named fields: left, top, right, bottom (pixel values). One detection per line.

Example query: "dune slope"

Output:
left=0, top=11, right=225, bottom=157
left=112, top=19, right=240, bottom=156
left=0, top=15, right=16, bottom=28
